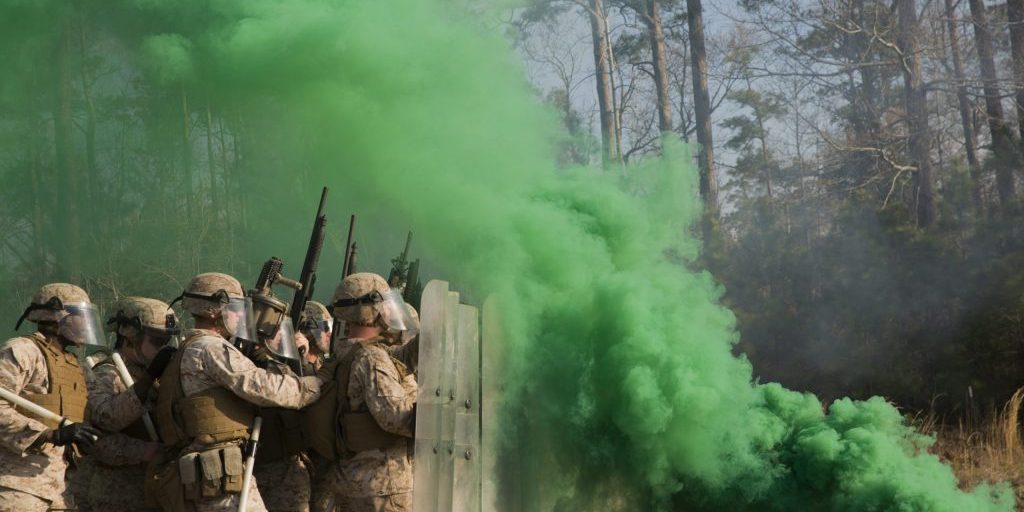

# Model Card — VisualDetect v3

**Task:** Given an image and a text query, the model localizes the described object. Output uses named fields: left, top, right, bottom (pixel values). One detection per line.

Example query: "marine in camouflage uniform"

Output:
left=299, top=301, right=332, bottom=372
left=318, top=273, right=418, bottom=512
left=151, top=273, right=323, bottom=512
left=85, top=297, right=180, bottom=512
left=0, top=284, right=103, bottom=512
left=252, top=326, right=314, bottom=512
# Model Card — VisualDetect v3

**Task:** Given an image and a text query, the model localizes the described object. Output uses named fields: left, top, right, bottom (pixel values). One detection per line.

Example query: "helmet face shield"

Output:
left=221, top=297, right=257, bottom=343
left=380, top=290, right=419, bottom=339
left=59, top=303, right=106, bottom=347
left=266, top=317, right=301, bottom=361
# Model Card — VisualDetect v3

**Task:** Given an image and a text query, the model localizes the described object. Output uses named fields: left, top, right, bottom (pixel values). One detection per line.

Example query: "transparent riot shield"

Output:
left=480, top=296, right=502, bottom=512
left=413, top=280, right=482, bottom=512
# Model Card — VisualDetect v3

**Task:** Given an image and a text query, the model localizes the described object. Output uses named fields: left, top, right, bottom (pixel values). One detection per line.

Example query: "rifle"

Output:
left=341, top=215, right=356, bottom=279
left=290, top=187, right=329, bottom=330
left=331, top=215, right=357, bottom=357
left=404, top=258, right=422, bottom=308
left=387, top=231, right=413, bottom=292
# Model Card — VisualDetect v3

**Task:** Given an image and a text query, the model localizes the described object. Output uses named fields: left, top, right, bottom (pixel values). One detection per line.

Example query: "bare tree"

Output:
left=967, top=0, right=1016, bottom=208
left=686, top=0, right=719, bottom=226
left=897, top=0, right=935, bottom=226
left=945, top=0, right=984, bottom=212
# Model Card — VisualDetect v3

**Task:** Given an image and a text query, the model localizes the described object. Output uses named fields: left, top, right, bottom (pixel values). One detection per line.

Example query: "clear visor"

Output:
left=59, top=303, right=106, bottom=347
left=266, top=317, right=302, bottom=361
left=380, top=290, right=419, bottom=339
left=301, top=318, right=332, bottom=355
left=221, top=297, right=257, bottom=343
left=144, top=327, right=181, bottom=351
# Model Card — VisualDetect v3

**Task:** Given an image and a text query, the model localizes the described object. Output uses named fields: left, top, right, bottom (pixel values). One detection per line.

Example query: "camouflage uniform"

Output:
left=0, top=283, right=104, bottom=512
left=169, top=328, right=322, bottom=512
left=253, top=356, right=312, bottom=512
left=0, top=333, right=76, bottom=511
left=149, top=273, right=323, bottom=512
left=317, top=274, right=417, bottom=512
left=334, top=340, right=416, bottom=511
left=86, top=352, right=160, bottom=511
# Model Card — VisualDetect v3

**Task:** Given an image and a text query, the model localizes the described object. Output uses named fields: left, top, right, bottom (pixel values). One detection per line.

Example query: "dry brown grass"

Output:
left=916, top=389, right=1024, bottom=505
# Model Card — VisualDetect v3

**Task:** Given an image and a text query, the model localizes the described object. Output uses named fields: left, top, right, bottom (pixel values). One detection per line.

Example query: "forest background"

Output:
left=0, top=0, right=1023, bottom=464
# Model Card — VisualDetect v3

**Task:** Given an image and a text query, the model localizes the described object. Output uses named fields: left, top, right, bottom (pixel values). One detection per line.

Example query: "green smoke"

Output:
left=0, top=0, right=1013, bottom=510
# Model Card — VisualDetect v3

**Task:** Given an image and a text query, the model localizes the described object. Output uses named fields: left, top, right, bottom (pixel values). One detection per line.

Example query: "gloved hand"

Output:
left=134, top=346, right=178, bottom=401
left=146, top=346, right=177, bottom=379
left=49, top=421, right=102, bottom=453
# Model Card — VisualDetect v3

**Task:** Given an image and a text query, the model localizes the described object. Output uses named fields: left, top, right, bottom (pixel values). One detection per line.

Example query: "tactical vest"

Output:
left=252, top=352, right=308, bottom=464
left=303, top=339, right=409, bottom=461
left=17, top=334, right=87, bottom=429
left=155, top=331, right=255, bottom=449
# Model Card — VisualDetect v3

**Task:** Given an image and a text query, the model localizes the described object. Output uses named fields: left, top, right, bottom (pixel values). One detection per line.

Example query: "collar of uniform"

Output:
left=181, top=328, right=223, bottom=345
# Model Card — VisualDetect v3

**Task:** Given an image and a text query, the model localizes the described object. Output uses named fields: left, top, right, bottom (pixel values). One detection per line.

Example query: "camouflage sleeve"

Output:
left=87, top=362, right=145, bottom=432
left=386, top=338, right=418, bottom=372
left=352, top=347, right=415, bottom=437
left=0, top=339, right=49, bottom=454
left=199, top=338, right=322, bottom=409
left=92, top=431, right=153, bottom=466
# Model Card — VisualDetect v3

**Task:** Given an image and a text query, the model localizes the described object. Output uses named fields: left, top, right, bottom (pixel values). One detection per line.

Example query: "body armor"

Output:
left=18, top=334, right=87, bottom=428
left=303, top=339, right=407, bottom=461
left=155, top=332, right=255, bottom=449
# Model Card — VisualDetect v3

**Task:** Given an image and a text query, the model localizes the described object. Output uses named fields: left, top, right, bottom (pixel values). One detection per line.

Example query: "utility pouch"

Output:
left=342, top=412, right=404, bottom=452
left=146, top=459, right=186, bottom=512
left=199, top=449, right=225, bottom=498
left=222, top=445, right=245, bottom=493
left=178, top=452, right=200, bottom=500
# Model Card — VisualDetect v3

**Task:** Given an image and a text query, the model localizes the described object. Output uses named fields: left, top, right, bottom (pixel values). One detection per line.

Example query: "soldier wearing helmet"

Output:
left=298, top=301, right=332, bottom=371
left=84, top=297, right=179, bottom=511
left=149, top=272, right=324, bottom=512
left=314, top=273, right=417, bottom=512
left=0, top=283, right=103, bottom=511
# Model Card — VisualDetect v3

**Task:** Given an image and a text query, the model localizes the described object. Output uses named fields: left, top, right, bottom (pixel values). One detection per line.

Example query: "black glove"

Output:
left=146, top=346, right=177, bottom=379
left=51, top=421, right=101, bottom=453
left=133, top=346, right=178, bottom=401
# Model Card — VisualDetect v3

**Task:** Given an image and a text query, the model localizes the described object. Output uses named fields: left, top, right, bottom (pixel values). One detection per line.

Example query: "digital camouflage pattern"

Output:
left=330, top=273, right=390, bottom=326
left=172, top=329, right=321, bottom=512
left=253, top=455, right=311, bottom=512
left=180, top=273, right=244, bottom=317
left=177, top=330, right=321, bottom=409
left=109, top=296, right=178, bottom=341
left=24, top=283, right=90, bottom=324
left=0, top=486, right=51, bottom=512
left=0, top=334, right=75, bottom=508
left=86, top=351, right=160, bottom=510
left=326, top=340, right=416, bottom=508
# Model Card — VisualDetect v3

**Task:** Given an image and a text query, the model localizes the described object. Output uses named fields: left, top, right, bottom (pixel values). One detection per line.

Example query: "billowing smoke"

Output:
left=0, top=0, right=1012, bottom=510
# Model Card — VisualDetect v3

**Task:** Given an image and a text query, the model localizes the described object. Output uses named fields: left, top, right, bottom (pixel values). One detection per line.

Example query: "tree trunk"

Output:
left=968, top=0, right=1016, bottom=207
left=644, top=0, right=673, bottom=134
left=897, top=0, right=935, bottom=227
left=182, top=88, right=194, bottom=215
left=850, top=0, right=882, bottom=183
left=587, top=0, right=620, bottom=166
left=1007, top=0, right=1024, bottom=142
left=945, top=0, right=984, bottom=213
left=53, top=20, right=81, bottom=280
left=206, top=102, right=219, bottom=222
left=686, top=0, right=720, bottom=227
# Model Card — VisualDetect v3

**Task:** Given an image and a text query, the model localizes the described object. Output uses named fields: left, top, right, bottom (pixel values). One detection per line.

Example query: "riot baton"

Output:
left=110, top=352, right=160, bottom=441
left=237, top=415, right=263, bottom=512
left=0, top=386, right=65, bottom=425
